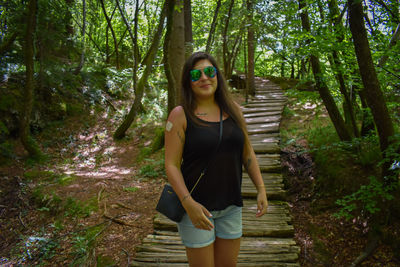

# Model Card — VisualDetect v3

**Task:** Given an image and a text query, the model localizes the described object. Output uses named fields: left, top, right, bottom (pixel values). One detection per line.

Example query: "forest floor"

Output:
left=1, top=90, right=399, bottom=266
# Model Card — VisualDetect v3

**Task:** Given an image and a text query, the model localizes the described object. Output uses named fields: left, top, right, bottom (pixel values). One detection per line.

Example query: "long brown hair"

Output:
left=180, top=52, right=248, bottom=138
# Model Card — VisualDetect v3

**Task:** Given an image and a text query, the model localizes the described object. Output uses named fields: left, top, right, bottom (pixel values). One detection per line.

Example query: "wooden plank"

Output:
left=245, top=115, right=282, bottom=124
left=244, top=111, right=282, bottom=118
left=242, top=106, right=284, bottom=114
left=247, top=123, right=280, bottom=135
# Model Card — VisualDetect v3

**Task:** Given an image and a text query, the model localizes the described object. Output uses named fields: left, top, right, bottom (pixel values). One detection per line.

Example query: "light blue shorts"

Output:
left=177, top=205, right=242, bottom=248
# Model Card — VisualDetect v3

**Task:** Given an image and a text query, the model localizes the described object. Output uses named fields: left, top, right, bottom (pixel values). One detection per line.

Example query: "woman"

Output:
left=164, top=52, right=268, bottom=267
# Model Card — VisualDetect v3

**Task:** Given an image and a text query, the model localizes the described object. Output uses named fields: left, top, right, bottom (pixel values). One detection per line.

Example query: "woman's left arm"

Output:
left=243, top=138, right=268, bottom=217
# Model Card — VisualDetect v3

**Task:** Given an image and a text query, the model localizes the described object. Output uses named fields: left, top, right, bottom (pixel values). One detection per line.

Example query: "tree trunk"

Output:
left=348, top=0, right=395, bottom=167
left=246, top=0, right=256, bottom=96
left=328, top=0, right=359, bottom=137
left=115, top=0, right=139, bottom=95
left=20, top=0, right=42, bottom=158
left=165, top=0, right=185, bottom=110
left=222, top=0, right=235, bottom=78
left=164, top=0, right=176, bottom=114
left=378, top=23, right=400, bottom=67
left=299, top=0, right=352, bottom=141
left=74, top=0, right=86, bottom=75
left=113, top=1, right=167, bottom=140
left=184, top=0, right=193, bottom=59
left=100, top=0, right=120, bottom=69
left=206, top=0, right=222, bottom=53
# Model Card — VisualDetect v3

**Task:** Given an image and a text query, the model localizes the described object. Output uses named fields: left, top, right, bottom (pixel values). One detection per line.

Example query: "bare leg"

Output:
left=186, top=243, right=215, bottom=267
left=214, top=237, right=241, bottom=267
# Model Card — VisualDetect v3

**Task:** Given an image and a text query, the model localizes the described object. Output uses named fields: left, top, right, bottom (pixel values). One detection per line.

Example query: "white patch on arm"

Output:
left=165, top=121, right=173, bottom=132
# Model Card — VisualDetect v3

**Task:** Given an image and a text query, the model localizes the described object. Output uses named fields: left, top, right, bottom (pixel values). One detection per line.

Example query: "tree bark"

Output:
left=164, top=0, right=176, bottom=114
left=299, top=0, right=352, bottom=141
left=206, top=0, right=222, bottom=53
left=348, top=0, right=395, bottom=161
left=246, top=0, right=256, bottom=96
left=20, top=0, right=42, bottom=158
left=165, top=0, right=185, bottom=111
left=113, top=1, right=167, bottom=139
left=115, top=0, right=139, bottom=94
left=328, top=0, right=359, bottom=137
left=222, top=0, right=235, bottom=78
left=100, top=0, right=120, bottom=69
left=184, top=0, right=193, bottom=58
left=74, top=0, right=86, bottom=75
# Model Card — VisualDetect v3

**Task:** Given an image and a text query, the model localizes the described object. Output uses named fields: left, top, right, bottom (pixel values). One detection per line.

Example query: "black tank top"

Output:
left=181, top=115, right=244, bottom=211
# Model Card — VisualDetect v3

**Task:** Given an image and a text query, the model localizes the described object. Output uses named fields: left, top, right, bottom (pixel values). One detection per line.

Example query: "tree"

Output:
left=246, top=0, right=255, bottom=96
left=184, top=0, right=193, bottom=58
left=73, top=0, right=86, bottom=75
left=164, top=0, right=185, bottom=113
left=298, top=0, right=352, bottom=142
left=100, top=0, right=120, bottom=69
left=20, top=0, right=42, bottom=158
left=348, top=0, right=395, bottom=171
left=205, top=0, right=222, bottom=54
left=113, top=1, right=167, bottom=139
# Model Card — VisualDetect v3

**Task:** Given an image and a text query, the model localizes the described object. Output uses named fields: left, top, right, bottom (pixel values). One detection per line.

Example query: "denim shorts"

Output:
left=177, top=205, right=242, bottom=248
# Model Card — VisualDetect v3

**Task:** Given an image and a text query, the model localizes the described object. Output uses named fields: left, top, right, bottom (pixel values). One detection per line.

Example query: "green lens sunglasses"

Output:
left=190, top=66, right=217, bottom=82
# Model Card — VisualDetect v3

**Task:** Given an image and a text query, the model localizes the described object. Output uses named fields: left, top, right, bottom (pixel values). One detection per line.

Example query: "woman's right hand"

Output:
left=182, top=198, right=214, bottom=231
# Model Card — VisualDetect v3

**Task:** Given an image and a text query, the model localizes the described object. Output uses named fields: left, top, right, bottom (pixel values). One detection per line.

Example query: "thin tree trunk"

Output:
left=223, top=0, right=235, bottom=78
left=113, top=1, right=167, bottom=139
left=184, top=0, right=193, bottom=58
left=246, top=0, right=256, bottom=96
left=328, top=0, right=359, bottom=137
left=378, top=23, right=400, bottom=67
left=168, top=0, right=185, bottom=107
left=206, top=0, right=222, bottom=53
left=74, top=0, right=86, bottom=75
left=20, top=0, right=42, bottom=158
left=164, top=0, right=176, bottom=114
left=100, top=0, right=120, bottom=69
left=299, top=0, right=352, bottom=141
left=348, top=0, right=395, bottom=164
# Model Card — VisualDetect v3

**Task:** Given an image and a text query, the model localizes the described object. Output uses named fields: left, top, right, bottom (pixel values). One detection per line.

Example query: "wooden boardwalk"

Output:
left=132, top=78, right=300, bottom=266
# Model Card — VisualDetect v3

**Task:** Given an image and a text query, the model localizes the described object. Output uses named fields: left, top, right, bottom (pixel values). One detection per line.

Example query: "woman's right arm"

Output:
left=164, top=106, right=214, bottom=230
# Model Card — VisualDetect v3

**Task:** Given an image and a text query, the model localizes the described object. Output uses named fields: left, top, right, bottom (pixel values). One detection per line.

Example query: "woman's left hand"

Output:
left=256, top=190, right=268, bottom=217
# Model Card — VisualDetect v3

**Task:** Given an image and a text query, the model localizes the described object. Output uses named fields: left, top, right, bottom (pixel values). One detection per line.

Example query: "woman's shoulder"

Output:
left=167, top=105, right=187, bottom=127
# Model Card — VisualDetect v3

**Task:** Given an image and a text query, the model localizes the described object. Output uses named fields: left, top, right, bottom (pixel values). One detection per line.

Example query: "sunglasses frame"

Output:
left=190, top=66, right=217, bottom=82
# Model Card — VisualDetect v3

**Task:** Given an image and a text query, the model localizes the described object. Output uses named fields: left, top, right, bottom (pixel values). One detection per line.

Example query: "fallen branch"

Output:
left=18, top=212, right=27, bottom=228
left=350, top=234, right=380, bottom=267
left=116, top=201, right=134, bottom=210
left=103, top=213, right=136, bottom=227
left=122, top=248, right=130, bottom=266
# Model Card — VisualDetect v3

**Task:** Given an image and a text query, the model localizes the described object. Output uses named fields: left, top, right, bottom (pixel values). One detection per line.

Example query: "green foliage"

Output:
left=139, top=158, right=165, bottom=178
left=24, top=170, right=76, bottom=185
left=335, top=176, right=396, bottom=221
left=123, top=186, right=139, bottom=193
left=70, top=225, right=105, bottom=266
left=32, top=188, right=97, bottom=217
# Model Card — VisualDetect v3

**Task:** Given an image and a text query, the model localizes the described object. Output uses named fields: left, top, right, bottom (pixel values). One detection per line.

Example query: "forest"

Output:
left=0, top=0, right=399, bottom=266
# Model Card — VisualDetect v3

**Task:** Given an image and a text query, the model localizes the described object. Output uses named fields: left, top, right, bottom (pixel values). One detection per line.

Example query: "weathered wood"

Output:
left=245, top=115, right=282, bottom=124
left=242, top=106, right=284, bottom=114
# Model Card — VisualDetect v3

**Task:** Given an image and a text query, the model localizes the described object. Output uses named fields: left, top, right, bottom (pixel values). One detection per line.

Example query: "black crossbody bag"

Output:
left=156, top=109, right=223, bottom=222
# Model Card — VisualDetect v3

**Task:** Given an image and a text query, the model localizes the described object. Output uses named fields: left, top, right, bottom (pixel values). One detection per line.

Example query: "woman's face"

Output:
left=190, top=59, right=218, bottom=100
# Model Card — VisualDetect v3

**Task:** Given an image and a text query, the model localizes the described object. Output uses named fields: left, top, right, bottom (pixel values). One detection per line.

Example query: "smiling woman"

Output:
left=163, top=52, right=268, bottom=267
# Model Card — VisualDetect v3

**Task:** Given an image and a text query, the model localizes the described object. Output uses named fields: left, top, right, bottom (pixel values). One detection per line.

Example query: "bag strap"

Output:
left=189, top=108, right=223, bottom=194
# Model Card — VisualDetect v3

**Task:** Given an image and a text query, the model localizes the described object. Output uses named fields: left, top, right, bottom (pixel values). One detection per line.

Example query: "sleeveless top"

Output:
left=181, top=114, right=244, bottom=211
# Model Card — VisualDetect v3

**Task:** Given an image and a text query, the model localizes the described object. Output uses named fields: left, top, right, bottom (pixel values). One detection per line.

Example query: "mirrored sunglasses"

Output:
left=190, top=66, right=217, bottom=82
